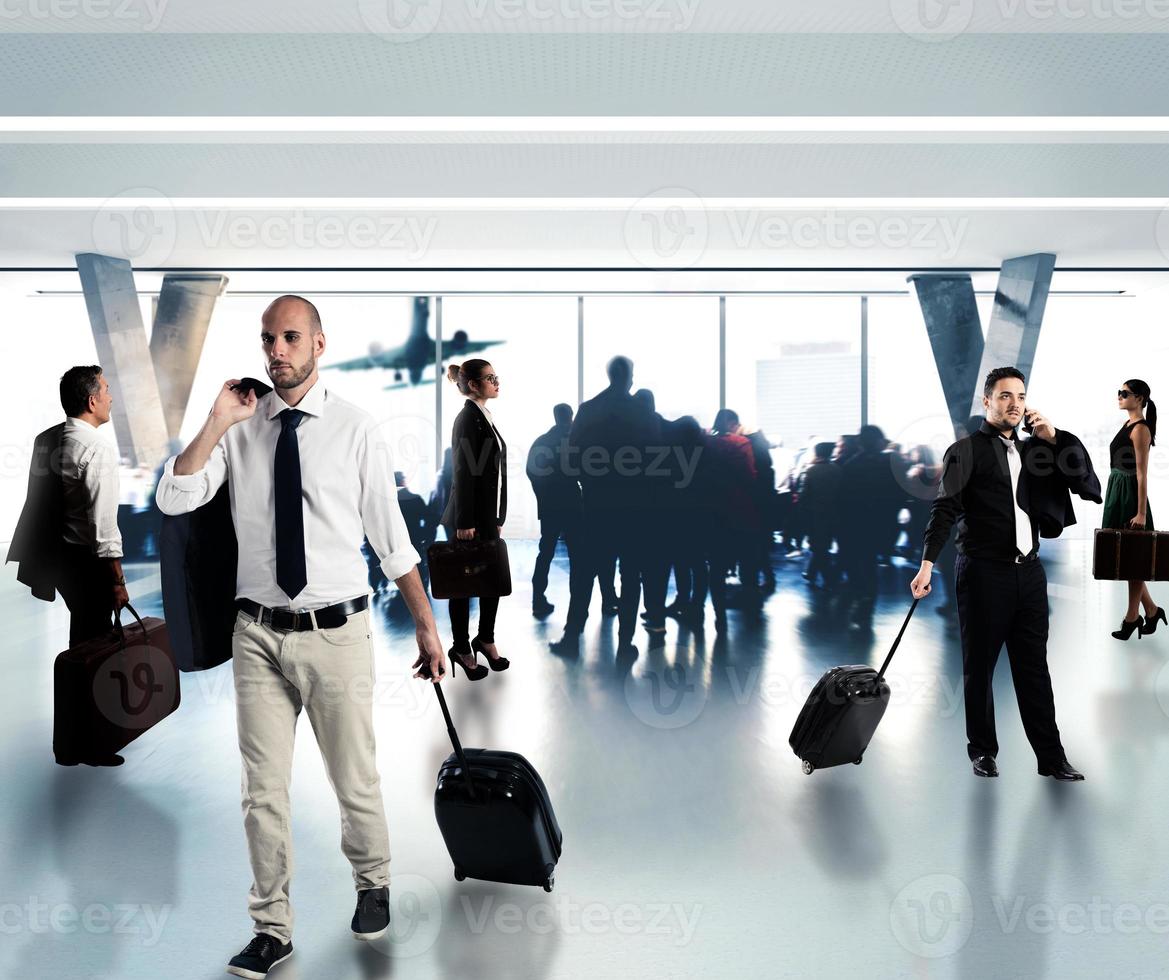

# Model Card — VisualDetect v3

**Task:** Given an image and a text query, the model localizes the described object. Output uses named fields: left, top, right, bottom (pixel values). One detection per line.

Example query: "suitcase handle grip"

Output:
left=432, top=682, right=478, bottom=801
left=875, top=597, right=919, bottom=682
left=113, top=603, right=149, bottom=647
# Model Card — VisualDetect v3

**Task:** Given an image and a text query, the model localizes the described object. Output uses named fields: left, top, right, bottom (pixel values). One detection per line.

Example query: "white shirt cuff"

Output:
left=163, top=454, right=209, bottom=489
left=380, top=545, right=422, bottom=582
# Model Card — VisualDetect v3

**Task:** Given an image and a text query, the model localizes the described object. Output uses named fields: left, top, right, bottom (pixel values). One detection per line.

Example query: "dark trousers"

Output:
left=57, top=545, right=114, bottom=647
left=531, top=511, right=580, bottom=603
left=565, top=510, right=643, bottom=646
left=640, top=519, right=670, bottom=623
left=446, top=525, right=501, bottom=647
left=955, top=554, right=1065, bottom=764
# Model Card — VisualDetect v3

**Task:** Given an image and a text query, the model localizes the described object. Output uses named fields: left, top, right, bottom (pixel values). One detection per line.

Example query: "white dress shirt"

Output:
left=470, top=399, right=503, bottom=520
left=59, top=417, right=123, bottom=558
left=155, top=381, right=420, bottom=610
left=999, top=434, right=1034, bottom=558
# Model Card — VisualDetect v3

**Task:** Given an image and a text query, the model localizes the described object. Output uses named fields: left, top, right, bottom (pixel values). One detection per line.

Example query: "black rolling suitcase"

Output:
left=430, top=682, right=562, bottom=891
left=789, top=599, right=918, bottom=774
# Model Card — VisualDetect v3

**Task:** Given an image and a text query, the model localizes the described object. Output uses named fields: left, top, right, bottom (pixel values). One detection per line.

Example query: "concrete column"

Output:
left=969, top=253, right=1056, bottom=416
left=149, top=273, right=228, bottom=440
left=75, top=252, right=171, bottom=469
left=909, top=273, right=985, bottom=436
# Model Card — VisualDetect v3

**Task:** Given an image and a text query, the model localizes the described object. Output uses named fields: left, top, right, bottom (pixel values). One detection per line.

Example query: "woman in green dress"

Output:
left=1102, top=379, right=1164, bottom=639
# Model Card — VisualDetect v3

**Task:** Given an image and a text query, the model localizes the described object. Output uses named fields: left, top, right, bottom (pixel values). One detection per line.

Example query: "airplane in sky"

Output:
left=324, top=296, right=505, bottom=388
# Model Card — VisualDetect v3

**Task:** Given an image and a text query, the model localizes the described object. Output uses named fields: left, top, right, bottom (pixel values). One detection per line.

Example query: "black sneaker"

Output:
left=351, top=886, right=390, bottom=941
left=226, top=933, right=293, bottom=979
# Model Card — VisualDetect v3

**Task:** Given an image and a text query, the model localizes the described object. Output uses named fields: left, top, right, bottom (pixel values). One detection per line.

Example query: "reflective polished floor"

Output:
left=2, top=537, right=1167, bottom=979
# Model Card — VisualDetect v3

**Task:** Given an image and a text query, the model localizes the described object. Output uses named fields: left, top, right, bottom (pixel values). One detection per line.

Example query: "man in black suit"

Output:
left=526, top=403, right=581, bottom=619
left=395, top=470, right=436, bottom=588
left=551, top=356, right=659, bottom=661
left=911, top=366, right=1086, bottom=782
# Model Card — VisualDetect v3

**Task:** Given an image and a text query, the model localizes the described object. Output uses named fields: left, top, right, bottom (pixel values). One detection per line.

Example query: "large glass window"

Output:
left=725, top=297, right=861, bottom=483
left=440, top=296, right=579, bottom=539
left=582, top=296, right=720, bottom=424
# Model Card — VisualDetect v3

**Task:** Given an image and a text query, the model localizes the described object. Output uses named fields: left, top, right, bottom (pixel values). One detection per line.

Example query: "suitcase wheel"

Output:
left=801, top=760, right=814, bottom=775
left=543, top=876, right=554, bottom=893
left=543, top=865, right=555, bottom=893
left=453, top=866, right=466, bottom=882
left=853, top=757, right=863, bottom=765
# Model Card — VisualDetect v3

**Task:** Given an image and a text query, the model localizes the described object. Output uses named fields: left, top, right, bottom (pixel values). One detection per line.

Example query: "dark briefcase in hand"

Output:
left=427, top=538, right=513, bottom=599
left=53, top=604, right=180, bottom=764
left=1093, top=528, right=1169, bottom=580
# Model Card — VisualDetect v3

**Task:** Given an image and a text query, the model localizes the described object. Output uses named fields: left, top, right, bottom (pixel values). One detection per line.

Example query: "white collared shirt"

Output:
left=155, top=381, right=420, bottom=610
left=59, top=417, right=123, bottom=558
left=999, top=433, right=1034, bottom=558
left=470, top=399, right=503, bottom=520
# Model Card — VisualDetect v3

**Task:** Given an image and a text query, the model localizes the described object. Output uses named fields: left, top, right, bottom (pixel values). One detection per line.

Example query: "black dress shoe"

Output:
left=532, top=598, right=555, bottom=619
left=1140, top=606, right=1168, bottom=635
left=1112, top=616, right=1143, bottom=640
left=1038, top=759, right=1085, bottom=781
left=972, top=755, right=999, bottom=778
left=351, top=885, right=390, bottom=941
left=549, top=634, right=581, bottom=657
left=227, top=933, right=293, bottom=978
left=471, top=636, right=509, bottom=672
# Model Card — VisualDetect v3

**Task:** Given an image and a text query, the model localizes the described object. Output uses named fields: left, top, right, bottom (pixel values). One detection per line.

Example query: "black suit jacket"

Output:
left=157, top=377, right=271, bottom=672
left=441, top=400, right=507, bottom=530
left=6, top=422, right=66, bottom=601
left=526, top=423, right=581, bottom=519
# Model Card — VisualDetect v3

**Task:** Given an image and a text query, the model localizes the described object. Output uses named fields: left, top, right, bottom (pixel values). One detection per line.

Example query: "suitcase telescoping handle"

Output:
left=431, top=681, right=478, bottom=801
left=875, top=597, right=920, bottom=682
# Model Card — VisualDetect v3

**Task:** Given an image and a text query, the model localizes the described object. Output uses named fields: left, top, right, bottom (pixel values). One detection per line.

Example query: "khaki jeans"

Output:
left=231, top=606, right=390, bottom=944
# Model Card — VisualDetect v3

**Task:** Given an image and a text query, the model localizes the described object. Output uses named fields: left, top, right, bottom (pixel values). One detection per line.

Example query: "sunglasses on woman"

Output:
left=1119, top=389, right=1134, bottom=399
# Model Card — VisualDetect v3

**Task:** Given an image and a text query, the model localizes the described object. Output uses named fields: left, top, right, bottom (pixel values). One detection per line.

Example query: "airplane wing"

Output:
left=325, top=344, right=410, bottom=372
left=384, top=376, right=437, bottom=392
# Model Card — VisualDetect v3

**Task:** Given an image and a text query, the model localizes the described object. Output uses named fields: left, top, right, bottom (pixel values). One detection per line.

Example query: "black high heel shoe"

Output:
left=1112, top=616, right=1144, bottom=641
left=448, top=645, right=488, bottom=681
left=1140, top=607, right=1168, bottom=635
left=471, top=636, right=509, bottom=671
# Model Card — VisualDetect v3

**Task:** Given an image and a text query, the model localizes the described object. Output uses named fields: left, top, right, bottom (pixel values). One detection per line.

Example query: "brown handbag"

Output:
left=1092, top=528, right=1169, bottom=581
left=427, top=538, right=513, bottom=599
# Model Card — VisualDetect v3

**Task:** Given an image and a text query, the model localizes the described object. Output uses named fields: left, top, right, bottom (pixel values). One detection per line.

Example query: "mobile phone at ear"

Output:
left=1022, top=411, right=1035, bottom=434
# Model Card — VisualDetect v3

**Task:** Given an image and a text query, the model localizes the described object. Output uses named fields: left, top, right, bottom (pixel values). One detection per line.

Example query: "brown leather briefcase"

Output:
left=427, top=538, right=513, bottom=600
left=1092, top=528, right=1169, bottom=581
left=53, top=604, right=180, bottom=764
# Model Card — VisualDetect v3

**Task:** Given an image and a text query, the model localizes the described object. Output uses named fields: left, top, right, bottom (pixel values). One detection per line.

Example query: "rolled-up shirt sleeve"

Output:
left=154, top=442, right=229, bottom=516
left=359, top=422, right=422, bottom=581
left=85, top=445, right=123, bottom=558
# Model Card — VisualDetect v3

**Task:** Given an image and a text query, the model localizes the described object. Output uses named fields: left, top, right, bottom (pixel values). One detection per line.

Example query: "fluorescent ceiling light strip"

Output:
left=1, top=197, right=1166, bottom=209
left=4, top=116, right=1169, bottom=134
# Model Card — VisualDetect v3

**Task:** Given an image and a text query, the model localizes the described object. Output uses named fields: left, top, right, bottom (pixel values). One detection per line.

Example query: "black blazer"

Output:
left=441, top=400, right=507, bottom=530
left=6, top=422, right=66, bottom=601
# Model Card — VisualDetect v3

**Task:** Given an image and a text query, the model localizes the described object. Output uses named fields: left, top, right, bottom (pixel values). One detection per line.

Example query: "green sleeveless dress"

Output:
left=1101, top=419, right=1154, bottom=530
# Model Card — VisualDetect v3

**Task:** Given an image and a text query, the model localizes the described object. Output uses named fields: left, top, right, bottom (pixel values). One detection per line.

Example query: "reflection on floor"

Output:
left=1, top=537, right=1167, bottom=979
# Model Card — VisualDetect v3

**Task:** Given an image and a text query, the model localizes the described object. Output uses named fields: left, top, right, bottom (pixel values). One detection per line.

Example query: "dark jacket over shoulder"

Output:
left=442, top=400, right=507, bottom=530
left=923, top=423, right=1101, bottom=562
left=6, top=422, right=66, bottom=601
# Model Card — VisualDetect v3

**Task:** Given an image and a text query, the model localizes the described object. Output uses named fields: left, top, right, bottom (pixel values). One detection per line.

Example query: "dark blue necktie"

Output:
left=274, top=409, right=307, bottom=601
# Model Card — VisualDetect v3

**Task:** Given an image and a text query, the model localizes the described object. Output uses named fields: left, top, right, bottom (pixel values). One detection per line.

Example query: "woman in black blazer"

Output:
left=441, top=359, right=509, bottom=678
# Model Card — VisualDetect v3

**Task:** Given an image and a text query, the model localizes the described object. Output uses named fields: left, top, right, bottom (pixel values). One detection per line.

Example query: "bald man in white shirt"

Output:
left=155, top=295, right=447, bottom=979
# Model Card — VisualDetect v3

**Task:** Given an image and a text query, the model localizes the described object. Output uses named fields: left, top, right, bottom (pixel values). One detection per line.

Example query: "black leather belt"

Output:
left=1013, top=552, right=1039, bottom=565
left=238, top=595, right=368, bottom=632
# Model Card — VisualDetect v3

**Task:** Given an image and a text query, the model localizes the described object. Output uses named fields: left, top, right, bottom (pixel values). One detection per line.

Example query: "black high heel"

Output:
left=1139, top=606, right=1167, bottom=635
left=448, top=645, right=488, bottom=681
left=1112, top=616, right=1144, bottom=641
left=471, top=636, right=509, bottom=672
